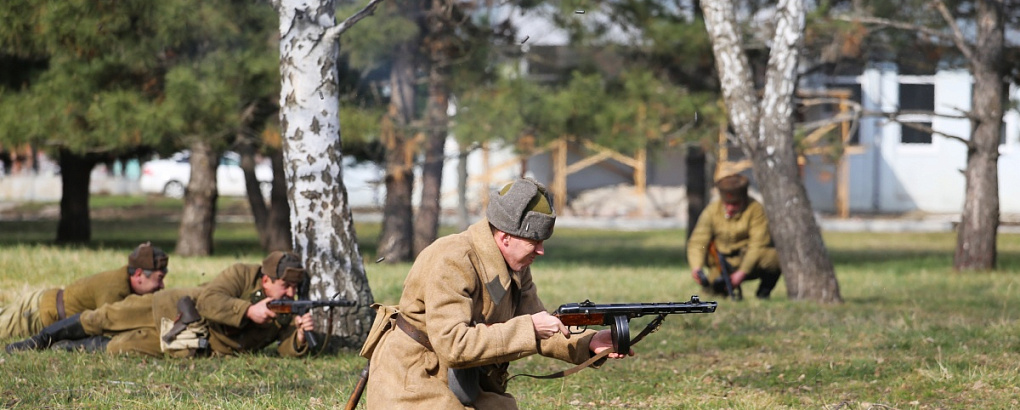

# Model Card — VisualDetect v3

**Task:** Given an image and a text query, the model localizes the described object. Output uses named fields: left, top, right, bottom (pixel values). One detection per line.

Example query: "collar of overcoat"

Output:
left=468, top=219, right=518, bottom=306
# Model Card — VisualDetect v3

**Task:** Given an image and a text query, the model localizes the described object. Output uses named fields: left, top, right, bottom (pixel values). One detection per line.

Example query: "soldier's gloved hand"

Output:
left=531, top=311, right=568, bottom=340
left=246, top=297, right=277, bottom=324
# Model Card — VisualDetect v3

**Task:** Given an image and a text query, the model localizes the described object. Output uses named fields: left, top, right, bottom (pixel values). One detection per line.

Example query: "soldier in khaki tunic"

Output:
left=687, top=174, right=781, bottom=299
left=6, top=251, right=314, bottom=358
left=0, top=242, right=168, bottom=341
left=361, top=178, right=628, bottom=409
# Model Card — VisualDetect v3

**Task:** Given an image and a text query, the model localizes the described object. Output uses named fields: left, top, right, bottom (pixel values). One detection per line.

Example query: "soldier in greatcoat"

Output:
left=6, top=251, right=314, bottom=357
left=0, top=242, right=169, bottom=340
left=360, top=178, right=629, bottom=409
left=687, top=173, right=782, bottom=299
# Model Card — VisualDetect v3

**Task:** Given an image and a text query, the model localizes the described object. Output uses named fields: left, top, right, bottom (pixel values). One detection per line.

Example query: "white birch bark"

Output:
left=275, top=0, right=384, bottom=346
left=702, top=0, right=842, bottom=303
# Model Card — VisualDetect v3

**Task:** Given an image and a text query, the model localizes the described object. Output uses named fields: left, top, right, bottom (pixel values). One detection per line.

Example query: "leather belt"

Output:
left=395, top=314, right=433, bottom=351
left=56, top=289, right=67, bottom=320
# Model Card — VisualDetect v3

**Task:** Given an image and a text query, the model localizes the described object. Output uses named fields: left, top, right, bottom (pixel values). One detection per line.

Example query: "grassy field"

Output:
left=2, top=197, right=1020, bottom=409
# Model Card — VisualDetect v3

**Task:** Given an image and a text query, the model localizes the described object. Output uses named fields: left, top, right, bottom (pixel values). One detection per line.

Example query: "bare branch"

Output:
left=834, top=15, right=952, bottom=42
left=324, top=0, right=387, bottom=42
left=932, top=0, right=975, bottom=61
left=864, top=109, right=970, bottom=144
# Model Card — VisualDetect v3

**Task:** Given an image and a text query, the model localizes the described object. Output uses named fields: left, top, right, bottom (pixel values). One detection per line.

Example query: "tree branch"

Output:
left=932, top=0, right=975, bottom=62
left=863, top=109, right=970, bottom=145
left=834, top=15, right=952, bottom=43
left=324, top=0, right=387, bottom=43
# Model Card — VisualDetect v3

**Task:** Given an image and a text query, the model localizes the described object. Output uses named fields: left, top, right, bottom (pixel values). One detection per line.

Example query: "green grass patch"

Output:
left=3, top=202, right=1020, bottom=408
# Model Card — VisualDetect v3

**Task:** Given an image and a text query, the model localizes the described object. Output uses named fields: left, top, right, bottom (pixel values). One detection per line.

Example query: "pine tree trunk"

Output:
left=414, top=3, right=452, bottom=256
left=55, top=148, right=97, bottom=244
left=377, top=36, right=418, bottom=263
left=954, top=0, right=1003, bottom=271
left=266, top=149, right=293, bottom=252
left=702, top=0, right=841, bottom=303
left=277, top=0, right=376, bottom=348
left=176, top=140, right=219, bottom=256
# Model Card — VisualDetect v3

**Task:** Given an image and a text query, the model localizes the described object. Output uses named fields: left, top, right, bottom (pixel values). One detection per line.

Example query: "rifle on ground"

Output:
left=552, top=295, right=717, bottom=354
left=708, top=241, right=742, bottom=300
left=344, top=360, right=370, bottom=410
left=268, top=298, right=356, bottom=351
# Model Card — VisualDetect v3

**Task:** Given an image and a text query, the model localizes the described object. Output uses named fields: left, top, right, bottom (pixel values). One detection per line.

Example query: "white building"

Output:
left=801, top=64, right=1020, bottom=215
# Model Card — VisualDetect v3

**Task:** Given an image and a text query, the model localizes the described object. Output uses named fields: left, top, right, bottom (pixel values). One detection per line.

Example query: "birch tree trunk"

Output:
left=276, top=0, right=383, bottom=347
left=954, top=0, right=1003, bottom=271
left=702, top=0, right=841, bottom=303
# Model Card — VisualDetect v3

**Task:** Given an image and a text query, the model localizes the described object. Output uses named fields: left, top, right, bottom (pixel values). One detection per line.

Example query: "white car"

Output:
left=140, top=151, right=273, bottom=198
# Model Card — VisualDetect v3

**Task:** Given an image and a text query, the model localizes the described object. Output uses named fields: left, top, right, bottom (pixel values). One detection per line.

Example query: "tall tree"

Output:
left=0, top=0, right=175, bottom=244
left=836, top=0, right=1010, bottom=271
left=413, top=0, right=455, bottom=257
left=274, top=0, right=384, bottom=347
left=702, top=0, right=842, bottom=303
left=160, top=0, right=283, bottom=256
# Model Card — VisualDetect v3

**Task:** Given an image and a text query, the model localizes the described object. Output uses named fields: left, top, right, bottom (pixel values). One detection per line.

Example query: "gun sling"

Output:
left=508, top=314, right=668, bottom=381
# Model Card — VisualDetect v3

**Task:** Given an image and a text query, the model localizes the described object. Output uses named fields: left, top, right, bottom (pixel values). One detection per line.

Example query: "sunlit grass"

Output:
left=3, top=201, right=1020, bottom=408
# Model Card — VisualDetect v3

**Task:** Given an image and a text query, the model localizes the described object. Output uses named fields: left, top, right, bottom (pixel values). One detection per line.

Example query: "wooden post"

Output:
left=481, top=142, right=490, bottom=211
left=553, top=137, right=568, bottom=214
left=836, top=95, right=851, bottom=219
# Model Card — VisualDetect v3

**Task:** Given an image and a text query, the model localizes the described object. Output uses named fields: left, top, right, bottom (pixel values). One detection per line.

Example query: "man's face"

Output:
left=496, top=231, right=545, bottom=272
left=130, top=269, right=167, bottom=294
left=723, top=199, right=746, bottom=218
left=261, top=275, right=298, bottom=300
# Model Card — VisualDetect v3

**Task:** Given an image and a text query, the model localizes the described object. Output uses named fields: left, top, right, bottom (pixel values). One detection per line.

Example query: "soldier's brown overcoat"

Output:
left=364, top=220, right=598, bottom=409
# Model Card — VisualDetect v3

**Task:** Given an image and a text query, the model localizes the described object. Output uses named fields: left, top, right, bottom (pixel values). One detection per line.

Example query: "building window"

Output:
left=899, top=83, right=935, bottom=111
left=901, top=122, right=933, bottom=144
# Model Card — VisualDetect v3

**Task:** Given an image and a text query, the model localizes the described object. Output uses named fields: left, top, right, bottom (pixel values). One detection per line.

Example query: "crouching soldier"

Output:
left=6, top=251, right=315, bottom=358
left=687, top=174, right=782, bottom=300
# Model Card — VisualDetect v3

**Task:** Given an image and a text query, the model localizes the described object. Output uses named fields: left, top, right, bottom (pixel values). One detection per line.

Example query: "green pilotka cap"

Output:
left=716, top=174, right=749, bottom=204
left=128, top=242, right=169, bottom=272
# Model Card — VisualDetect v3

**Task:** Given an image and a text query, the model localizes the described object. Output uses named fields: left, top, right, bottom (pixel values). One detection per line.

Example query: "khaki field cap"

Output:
left=486, top=177, right=556, bottom=241
left=262, top=251, right=306, bottom=286
left=716, top=174, right=750, bottom=204
left=128, top=242, right=169, bottom=271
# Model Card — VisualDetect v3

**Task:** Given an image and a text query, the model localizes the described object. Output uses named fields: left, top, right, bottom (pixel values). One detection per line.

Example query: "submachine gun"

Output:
left=552, top=295, right=717, bottom=354
left=267, top=298, right=356, bottom=350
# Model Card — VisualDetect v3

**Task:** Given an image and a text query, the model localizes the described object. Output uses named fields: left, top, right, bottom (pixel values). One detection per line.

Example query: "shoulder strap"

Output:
left=507, top=314, right=668, bottom=381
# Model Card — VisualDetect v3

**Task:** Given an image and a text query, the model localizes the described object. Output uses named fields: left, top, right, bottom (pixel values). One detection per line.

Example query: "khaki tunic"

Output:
left=687, top=199, right=780, bottom=277
left=365, top=220, right=598, bottom=409
left=196, top=263, right=307, bottom=357
left=82, top=287, right=202, bottom=356
left=79, top=263, right=306, bottom=357
left=0, top=266, right=133, bottom=339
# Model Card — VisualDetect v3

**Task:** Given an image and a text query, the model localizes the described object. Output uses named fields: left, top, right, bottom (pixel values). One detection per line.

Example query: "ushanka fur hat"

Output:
left=261, top=251, right=306, bottom=286
left=486, top=177, right=556, bottom=241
